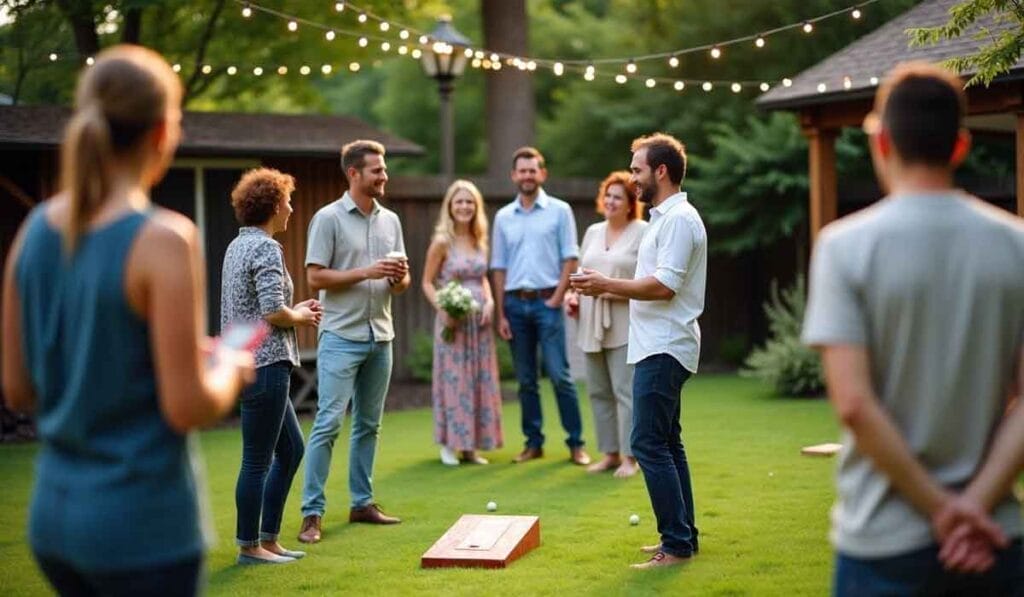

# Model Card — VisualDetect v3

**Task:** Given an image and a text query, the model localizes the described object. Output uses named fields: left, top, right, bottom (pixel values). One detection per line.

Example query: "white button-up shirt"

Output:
left=627, top=192, right=707, bottom=372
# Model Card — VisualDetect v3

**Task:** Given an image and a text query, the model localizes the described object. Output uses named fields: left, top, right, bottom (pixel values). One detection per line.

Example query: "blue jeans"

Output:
left=504, top=293, right=583, bottom=449
left=236, top=361, right=304, bottom=546
left=302, top=331, right=392, bottom=515
left=834, top=539, right=1024, bottom=596
left=34, top=554, right=202, bottom=597
left=631, top=353, right=697, bottom=557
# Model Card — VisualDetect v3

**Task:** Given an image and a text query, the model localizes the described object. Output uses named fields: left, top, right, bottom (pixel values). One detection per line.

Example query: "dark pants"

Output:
left=631, top=353, right=697, bottom=557
left=834, top=539, right=1024, bottom=596
left=34, top=555, right=202, bottom=597
left=504, top=292, right=583, bottom=449
left=235, top=361, right=304, bottom=546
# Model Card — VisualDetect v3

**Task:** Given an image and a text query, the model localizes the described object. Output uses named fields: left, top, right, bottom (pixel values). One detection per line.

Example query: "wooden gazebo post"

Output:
left=803, top=126, right=839, bottom=245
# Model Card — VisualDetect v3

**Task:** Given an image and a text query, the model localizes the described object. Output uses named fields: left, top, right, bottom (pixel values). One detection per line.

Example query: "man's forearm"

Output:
left=308, top=266, right=366, bottom=292
left=552, top=259, right=577, bottom=302
left=492, top=270, right=506, bottom=317
left=965, top=398, right=1024, bottom=511
left=602, top=275, right=674, bottom=301
left=389, top=271, right=412, bottom=294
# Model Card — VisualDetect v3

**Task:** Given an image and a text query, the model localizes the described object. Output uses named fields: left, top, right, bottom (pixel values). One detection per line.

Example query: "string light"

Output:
left=625, top=59, right=637, bottom=74
left=48, top=53, right=58, bottom=62
left=241, top=2, right=252, bottom=18
left=325, top=30, right=336, bottom=41
left=418, top=35, right=429, bottom=45
left=615, top=74, right=628, bottom=84
left=321, top=64, right=333, bottom=74
left=463, top=47, right=473, bottom=58
left=379, top=21, right=390, bottom=32
left=843, top=76, right=852, bottom=89
left=802, top=22, right=813, bottom=34
left=710, top=46, right=722, bottom=59
left=381, top=41, right=391, bottom=52
left=253, top=66, right=263, bottom=75
left=645, top=78, right=656, bottom=88
left=755, top=36, right=765, bottom=48
left=86, top=56, right=95, bottom=66
left=668, top=55, right=680, bottom=68
left=287, top=20, right=297, bottom=32
left=851, top=8, right=862, bottom=19
left=817, top=82, right=827, bottom=92
left=201, top=64, right=212, bottom=74
left=411, top=48, right=422, bottom=59
left=553, top=62, right=564, bottom=76
left=759, top=82, right=770, bottom=92
left=782, top=77, right=793, bottom=87
left=299, top=65, right=311, bottom=75
left=334, top=1, right=344, bottom=12
left=227, top=65, right=238, bottom=75
left=398, top=45, right=408, bottom=55
left=584, top=70, right=595, bottom=81
left=358, top=36, right=368, bottom=47
left=731, top=82, right=742, bottom=93
left=869, top=76, right=879, bottom=85
left=357, top=12, right=367, bottom=24
left=702, top=81, right=713, bottom=92
left=399, top=29, right=409, bottom=40
left=349, top=61, right=360, bottom=71
left=172, top=63, right=181, bottom=73
left=673, top=81, right=685, bottom=91
left=277, top=66, right=288, bottom=75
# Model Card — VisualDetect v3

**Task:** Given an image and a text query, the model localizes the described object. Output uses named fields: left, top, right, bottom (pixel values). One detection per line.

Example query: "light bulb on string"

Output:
left=755, top=36, right=765, bottom=48
left=782, top=77, right=793, bottom=87
left=253, top=66, right=263, bottom=76
left=227, top=65, right=237, bottom=75
left=464, top=48, right=474, bottom=58
left=731, top=82, right=742, bottom=93
left=241, top=3, right=252, bottom=18
left=817, top=82, right=827, bottom=92
left=172, top=63, right=181, bottom=73
left=869, top=76, right=879, bottom=85
left=334, top=2, right=345, bottom=12
left=851, top=8, right=862, bottom=19
left=625, top=59, right=637, bottom=74
left=399, top=30, right=409, bottom=40
left=615, top=74, right=628, bottom=84
left=419, top=35, right=429, bottom=44
left=287, top=20, right=298, bottom=32
left=645, top=78, right=656, bottom=88
left=411, top=48, right=422, bottom=59
left=398, top=45, right=408, bottom=55
left=843, top=76, right=852, bottom=89
left=526, top=60, right=537, bottom=71
left=669, top=55, right=680, bottom=68
left=201, top=64, right=212, bottom=74
left=321, top=64, right=333, bottom=75
left=553, top=62, right=564, bottom=76
left=349, top=62, right=360, bottom=72
left=803, top=22, right=813, bottom=34
left=86, top=56, right=95, bottom=66
left=759, top=82, right=770, bottom=92
left=481, top=59, right=492, bottom=69
left=358, top=37, right=368, bottom=47
left=49, top=53, right=58, bottom=62
left=379, top=21, right=390, bottom=32
left=584, top=70, right=595, bottom=81
left=471, top=58, right=482, bottom=68
left=674, top=81, right=685, bottom=91
left=381, top=42, right=391, bottom=52
left=702, top=81, right=713, bottom=92
left=300, top=65, right=311, bottom=76
left=277, top=66, right=288, bottom=75
left=325, top=30, right=336, bottom=41
left=357, top=12, right=367, bottom=24
left=710, top=46, right=721, bottom=59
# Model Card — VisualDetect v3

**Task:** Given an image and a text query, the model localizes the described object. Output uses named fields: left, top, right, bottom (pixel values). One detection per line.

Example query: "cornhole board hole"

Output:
left=801, top=442, right=842, bottom=457
left=421, top=515, right=540, bottom=569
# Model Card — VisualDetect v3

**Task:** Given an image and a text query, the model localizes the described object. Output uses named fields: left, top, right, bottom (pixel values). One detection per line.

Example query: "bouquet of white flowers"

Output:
left=436, top=280, right=480, bottom=342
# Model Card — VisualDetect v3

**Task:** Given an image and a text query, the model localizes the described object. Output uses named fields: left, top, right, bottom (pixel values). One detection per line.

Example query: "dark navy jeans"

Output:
left=235, top=361, right=304, bottom=546
left=631, top=353, right=697, bottom=557
left=504, top=293, right=583, bottom=449
left=35, top=555, right=202, bottom=597
left=834, top=539, right=1024, bottom=596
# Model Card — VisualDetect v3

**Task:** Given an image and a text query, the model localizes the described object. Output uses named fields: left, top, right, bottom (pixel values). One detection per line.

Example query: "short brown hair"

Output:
left=872, top=62, right=965, bottom=167
left=511, top=146, right=546, bottom=170
left=631, top=132, right=687, bottom=186
left=595, top=171, right=643, bottom=220
left=341, top=139, right=386, bottom=175
left=230, top=168, right=295, bottom=226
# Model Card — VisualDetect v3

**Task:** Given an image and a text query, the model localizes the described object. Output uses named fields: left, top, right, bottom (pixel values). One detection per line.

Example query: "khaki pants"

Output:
left=584, top=345, right=634, bottom=457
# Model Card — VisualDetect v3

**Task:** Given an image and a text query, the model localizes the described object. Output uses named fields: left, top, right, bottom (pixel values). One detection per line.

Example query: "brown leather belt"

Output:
left=507, top=287, right=556, bottom=300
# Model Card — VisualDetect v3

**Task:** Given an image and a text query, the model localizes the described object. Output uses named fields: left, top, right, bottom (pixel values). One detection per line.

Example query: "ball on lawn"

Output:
left=486, top=501, right=497, bottom=512
left=629, top=514, right=640, bottom=526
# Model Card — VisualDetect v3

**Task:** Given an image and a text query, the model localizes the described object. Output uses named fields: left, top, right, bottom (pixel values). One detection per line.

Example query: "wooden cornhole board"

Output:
left=421, top=515, right=540, bottom=569
left=801, top=442, right=842, bottom=457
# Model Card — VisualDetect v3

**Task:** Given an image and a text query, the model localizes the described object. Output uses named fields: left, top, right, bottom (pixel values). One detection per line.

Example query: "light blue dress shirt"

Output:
left=490, top=189, right=579, bottom=290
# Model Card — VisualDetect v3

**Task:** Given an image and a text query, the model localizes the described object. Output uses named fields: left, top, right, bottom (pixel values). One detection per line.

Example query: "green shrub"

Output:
left=717, top=333, right=750, bottom=368
left=740, top=276, right=824, bottom=397
left=405, top=329, right=517, bottom=383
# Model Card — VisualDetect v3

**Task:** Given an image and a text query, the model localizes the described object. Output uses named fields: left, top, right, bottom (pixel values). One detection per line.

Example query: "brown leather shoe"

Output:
left=570, top=447, right=592, bottom=466
left=512, top=447, right=544, bottom=463
left=349, top=503, right=401, bottom=525
left=630, top=551, right=691, bottom=570
left=297, top=515, right=322, bottom=544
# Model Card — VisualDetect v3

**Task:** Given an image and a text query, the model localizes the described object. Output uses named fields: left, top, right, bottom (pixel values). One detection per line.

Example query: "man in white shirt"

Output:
left=572, top=133, right=707, bottom=569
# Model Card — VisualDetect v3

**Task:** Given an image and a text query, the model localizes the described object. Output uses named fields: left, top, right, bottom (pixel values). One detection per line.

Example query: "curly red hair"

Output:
left=595, top=170, right=643, bottom=220
left=230, top=168, right=295, bottom=226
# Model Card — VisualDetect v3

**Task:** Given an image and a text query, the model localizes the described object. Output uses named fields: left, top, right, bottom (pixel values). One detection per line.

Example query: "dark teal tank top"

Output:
left=16, top=205, right=206, bottom=572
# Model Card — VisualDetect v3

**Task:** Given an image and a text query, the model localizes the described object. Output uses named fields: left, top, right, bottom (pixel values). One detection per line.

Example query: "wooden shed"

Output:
left=757, top=0, right=1024, bottom=244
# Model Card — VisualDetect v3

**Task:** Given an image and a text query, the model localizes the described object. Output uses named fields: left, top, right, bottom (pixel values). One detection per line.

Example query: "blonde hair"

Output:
left=60, top=44, right=181, bottom=252
left=433, top=179, right=488, bottom=252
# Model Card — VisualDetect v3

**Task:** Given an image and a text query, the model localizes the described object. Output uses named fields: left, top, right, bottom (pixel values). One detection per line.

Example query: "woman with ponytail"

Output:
left=1, top=45, right=254, bottom=595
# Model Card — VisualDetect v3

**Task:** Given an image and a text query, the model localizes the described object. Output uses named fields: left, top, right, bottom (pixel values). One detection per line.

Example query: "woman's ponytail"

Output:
left=60, top=103, right=114, bottom=254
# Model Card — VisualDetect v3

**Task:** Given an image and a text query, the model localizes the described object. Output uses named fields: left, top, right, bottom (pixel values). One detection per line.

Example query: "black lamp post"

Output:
left=420, top=16, right=470, bottom=181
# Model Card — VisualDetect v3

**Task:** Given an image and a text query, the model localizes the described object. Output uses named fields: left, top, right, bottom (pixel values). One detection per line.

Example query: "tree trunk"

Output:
left=55, top=0, right=100, bottom=61
left=121, top=7, right=142, bottom=44
left=482, top=0, right=535, bottom=178
left=183, top=0, right=227, bottom=105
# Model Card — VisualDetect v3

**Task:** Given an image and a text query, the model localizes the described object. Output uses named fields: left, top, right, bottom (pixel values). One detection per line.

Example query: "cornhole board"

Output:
left=421, top=515, right=540, bottom=569
left=801, top=442, right=842, bottom=457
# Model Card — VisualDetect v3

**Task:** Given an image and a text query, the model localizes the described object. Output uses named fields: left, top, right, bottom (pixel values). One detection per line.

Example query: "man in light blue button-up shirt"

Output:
left=490, top=147, right=590, bottom=465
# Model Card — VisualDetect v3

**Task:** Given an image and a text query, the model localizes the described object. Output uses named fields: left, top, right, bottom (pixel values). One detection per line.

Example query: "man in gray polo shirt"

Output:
left=298, top=140, right=410, bottom=543
left=803, top=63, right=1024, bottom=595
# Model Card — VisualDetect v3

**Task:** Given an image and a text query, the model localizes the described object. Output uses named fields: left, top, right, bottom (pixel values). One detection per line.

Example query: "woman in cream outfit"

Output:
left=566, top=171, right=646, bottom=477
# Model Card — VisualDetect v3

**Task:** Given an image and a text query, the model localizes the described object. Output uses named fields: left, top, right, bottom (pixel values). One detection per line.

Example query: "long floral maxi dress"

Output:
left=432, top=244, right=504, bottom=451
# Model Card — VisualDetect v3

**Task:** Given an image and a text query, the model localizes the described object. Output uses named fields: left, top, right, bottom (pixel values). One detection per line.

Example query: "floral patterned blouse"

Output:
left=220, top=227, right=300, bottom=368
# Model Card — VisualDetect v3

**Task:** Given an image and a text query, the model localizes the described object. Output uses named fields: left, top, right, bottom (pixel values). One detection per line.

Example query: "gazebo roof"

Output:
left=757, top=0, right=1024, bottom=111
left=0, top=105, right=423, bottom=158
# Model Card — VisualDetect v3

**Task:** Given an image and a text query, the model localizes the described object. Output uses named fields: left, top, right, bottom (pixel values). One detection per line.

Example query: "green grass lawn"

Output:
left=0, top=375, right=840, bottom=596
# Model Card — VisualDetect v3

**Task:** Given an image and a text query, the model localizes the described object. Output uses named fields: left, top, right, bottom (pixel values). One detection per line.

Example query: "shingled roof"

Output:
left=0, top=105, right=423, bottom=157
left=757, top=0, right=1024, bottom=110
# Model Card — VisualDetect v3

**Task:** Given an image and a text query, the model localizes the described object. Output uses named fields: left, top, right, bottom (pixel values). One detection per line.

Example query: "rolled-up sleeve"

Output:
left=253, top=244, right=287, bottom=317
left=305, top=211, right=334, bottom=268
left=490, top=213, right=507, bottom=270
left=560, top=206, right=579, bottom=261
left=652, top=214, right=693, bottom=294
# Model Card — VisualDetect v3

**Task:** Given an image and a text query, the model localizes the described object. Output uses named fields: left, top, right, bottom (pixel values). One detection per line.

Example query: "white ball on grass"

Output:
left=486, top=501, right=498, bottom=512
left=629, top=514, right=640, bottom=526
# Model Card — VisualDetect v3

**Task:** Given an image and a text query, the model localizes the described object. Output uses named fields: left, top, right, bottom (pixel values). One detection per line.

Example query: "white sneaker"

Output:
left=440, top=446, right=460, bottom=466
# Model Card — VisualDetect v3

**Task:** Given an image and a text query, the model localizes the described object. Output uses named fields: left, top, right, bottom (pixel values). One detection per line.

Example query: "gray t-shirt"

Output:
left=305, top=192, right=406, bottom=342
left=802, top=192, right=1024, bottom=558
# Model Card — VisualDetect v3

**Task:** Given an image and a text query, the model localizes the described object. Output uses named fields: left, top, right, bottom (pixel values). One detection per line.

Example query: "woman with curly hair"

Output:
left=221, top=168, right=321, bottom=564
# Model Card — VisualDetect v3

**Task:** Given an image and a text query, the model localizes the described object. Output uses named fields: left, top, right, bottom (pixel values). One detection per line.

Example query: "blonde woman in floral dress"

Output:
left=421, top=180, right=504, bottom=466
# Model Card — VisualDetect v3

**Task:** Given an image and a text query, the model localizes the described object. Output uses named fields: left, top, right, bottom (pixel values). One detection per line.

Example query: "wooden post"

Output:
left=805, top=127, right=838, bottom=245
left=1017, top=112, right=1024, bottom=218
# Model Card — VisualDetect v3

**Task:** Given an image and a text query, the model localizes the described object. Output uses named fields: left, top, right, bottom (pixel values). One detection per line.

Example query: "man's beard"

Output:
left=638, top=180, right=656, bottom=204
left=517, top=181, right=537, bottom=195
left=363, top=181, right=385, bottom=198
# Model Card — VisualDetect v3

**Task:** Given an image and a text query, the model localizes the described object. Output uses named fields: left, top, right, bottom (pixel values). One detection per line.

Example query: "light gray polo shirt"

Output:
left=802, top=192, right=1024, bottom=558
left=305, top=192, right=406, bottom=342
